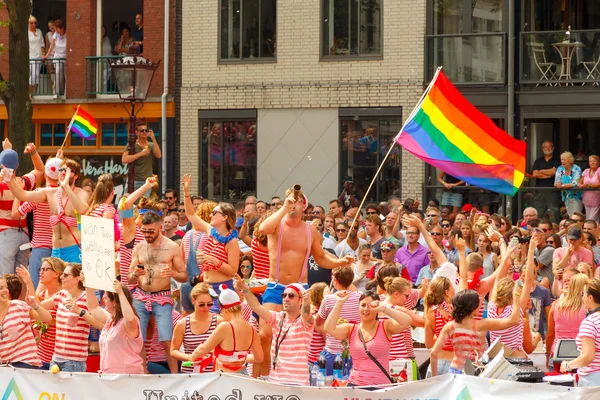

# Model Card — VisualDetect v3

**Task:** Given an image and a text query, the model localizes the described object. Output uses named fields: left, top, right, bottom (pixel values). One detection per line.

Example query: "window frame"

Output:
left=217, top=0, right=278, bottom=64
left=320, top=0, right=384, bottom=61
left=198, top=109, right=258, bottom=202
left=338, top=107, right=402, bottom=202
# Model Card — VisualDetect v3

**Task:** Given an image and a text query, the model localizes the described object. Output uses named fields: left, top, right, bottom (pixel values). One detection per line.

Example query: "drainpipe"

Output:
left=506, top=0, right=515, bottom=218
left=161, top=0, right=170, bottom=190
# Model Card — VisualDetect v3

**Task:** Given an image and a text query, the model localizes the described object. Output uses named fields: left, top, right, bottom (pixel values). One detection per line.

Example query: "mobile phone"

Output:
left=136, top=264, right=144, bottom=270
left=510, top=237, right=519, bottom=247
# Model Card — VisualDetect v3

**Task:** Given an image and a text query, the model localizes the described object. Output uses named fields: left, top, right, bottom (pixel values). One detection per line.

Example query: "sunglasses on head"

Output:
left=281, top=292, right=297, bottom=299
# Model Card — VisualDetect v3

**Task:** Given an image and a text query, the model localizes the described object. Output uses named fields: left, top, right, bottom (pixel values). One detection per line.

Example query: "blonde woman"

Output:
left=476, top=233, right=498, bottom=278
left=546, top=273, right=589, bottom=366
left=460, top=221, right=475, bottom=251
left=554, top=151, right=583, bottom=216
left=579, top=155, right=600, bottom=222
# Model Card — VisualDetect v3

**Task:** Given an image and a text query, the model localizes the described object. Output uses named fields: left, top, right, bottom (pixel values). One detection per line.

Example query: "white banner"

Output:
left=81, top=215, right=116, bottom=292
left=0, top=367, right=588, bottom=400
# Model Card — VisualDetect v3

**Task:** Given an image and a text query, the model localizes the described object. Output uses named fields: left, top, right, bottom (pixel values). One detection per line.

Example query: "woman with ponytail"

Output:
left=424, top=276, right=455, bottom=376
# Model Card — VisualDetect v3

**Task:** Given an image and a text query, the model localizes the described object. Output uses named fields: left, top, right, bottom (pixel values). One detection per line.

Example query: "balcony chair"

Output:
left=581, top=53, right=600, bottom=86
left=528, top=42, right=558, bottom=86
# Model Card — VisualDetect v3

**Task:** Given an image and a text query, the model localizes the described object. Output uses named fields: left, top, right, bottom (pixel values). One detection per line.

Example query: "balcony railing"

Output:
left=425, top=33, right=506, bottom=85
left=520, top=30, right=600, bottom=86
left=29, top=58, right=66, bottom=97
left=85, top=56, right=124, bottom=96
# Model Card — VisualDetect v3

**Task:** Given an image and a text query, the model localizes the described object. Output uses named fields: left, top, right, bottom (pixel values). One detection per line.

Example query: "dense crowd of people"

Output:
left=2, top=138, right=600, bottom=388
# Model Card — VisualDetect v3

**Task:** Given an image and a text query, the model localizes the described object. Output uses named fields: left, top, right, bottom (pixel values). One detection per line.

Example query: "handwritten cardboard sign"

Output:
left=81, top=215, right=116, bottom=292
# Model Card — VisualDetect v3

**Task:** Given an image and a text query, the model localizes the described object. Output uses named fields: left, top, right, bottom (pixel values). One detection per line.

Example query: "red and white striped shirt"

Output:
left=0, top=174, right=34, bottom=233
left=52, top=290, right=90, bottom=362
left=488, top=301, right=523, bottom=351
left=433, top=301, right=454, bottom=351
left=119, top=226, right=145, bottom=291
left=245, top=315, right=259, bottom=377
left=268, top=311, right=313, bottom=385
left=0, top=300, right=41, bottom=366
left=241, top=302, right=252, bottom=322
left=318, top=291, right=361, bottom=355
left=251, top=238, right=270, bottom=279
left=391, top=289, right=420, bottom=359
left=200, top=236, right=229, bottom=271
left=347, top=321, right=391, bottom=386
left=36, top=291, right=57, bottom=363
left=308, top=310, right=326, bottom=364
left=145, top=310, right=183, bottom=363
left=18, top=187, right=53, bottom=249
left=89, top=203, right=119, bottom=241
left=577, top=312, right=600, bottom=376
left=181, top=314, right=218, bottom=373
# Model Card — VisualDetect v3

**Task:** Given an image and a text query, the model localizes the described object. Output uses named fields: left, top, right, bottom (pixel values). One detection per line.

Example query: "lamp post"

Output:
left=109, top=56, right=160, bottom=193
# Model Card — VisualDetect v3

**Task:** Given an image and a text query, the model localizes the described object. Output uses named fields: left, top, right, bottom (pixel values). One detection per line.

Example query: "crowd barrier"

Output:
left=0, top=367, right=592, bottom=400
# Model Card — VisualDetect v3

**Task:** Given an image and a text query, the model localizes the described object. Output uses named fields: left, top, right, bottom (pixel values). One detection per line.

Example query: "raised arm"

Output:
left=234, top=276, right=272, bottom=323
left=24, top=143, right=44, bottom=182
left=259, top=194, right=297, bottom=235
left=149, top=131, right=162, bottom=159
left=481, top=285, right=522, bottom=332
left=181, top=174, right=210, bottom=233
left=59, top=168, right=89, bottom=215
left=123, top=176, right=157, bottom=210
left=457, top=237, right=469, bottom=291
left=312, top=227, right=353, bottom=270
left=520, top=235, right=539, bottom=310
left=404, top=214, right=448, bottom=265
left=82, top=285, right=108, bottom=326
left=6, top=175, right=47, bottom=203
left=323, top=292, right=353, bottom=340
left=478, top=245, right=516, bottom=296
left=379, top=303, right=412, bottom=335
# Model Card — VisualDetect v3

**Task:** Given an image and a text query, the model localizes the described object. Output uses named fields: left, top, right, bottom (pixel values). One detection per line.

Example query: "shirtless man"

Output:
left=255, top=187, right=353, bottom=377
left=7, top=158, right=90, bottom=263
left=127, top=211, right=186, bottom=373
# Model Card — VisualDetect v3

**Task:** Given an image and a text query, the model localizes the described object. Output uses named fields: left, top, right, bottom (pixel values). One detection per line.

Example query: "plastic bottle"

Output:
left=333, top=353, right=344, bottom=381
left=316, top=370, right=326, bottom=387
left=310, top=363, right=319, bottom=386
left=317, top=352, right=327, bottom=377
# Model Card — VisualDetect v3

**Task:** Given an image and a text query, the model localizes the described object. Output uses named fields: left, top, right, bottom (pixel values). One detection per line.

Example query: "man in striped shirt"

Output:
left=236, top=278, right=314, bottom=385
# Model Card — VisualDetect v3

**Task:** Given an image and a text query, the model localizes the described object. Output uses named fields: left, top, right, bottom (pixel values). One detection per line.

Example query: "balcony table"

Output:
left=552, top=41, right=584, bottom=85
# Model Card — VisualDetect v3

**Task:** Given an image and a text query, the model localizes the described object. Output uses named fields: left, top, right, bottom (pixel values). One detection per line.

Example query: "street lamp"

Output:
left=109, top=56, right=160, bottom=193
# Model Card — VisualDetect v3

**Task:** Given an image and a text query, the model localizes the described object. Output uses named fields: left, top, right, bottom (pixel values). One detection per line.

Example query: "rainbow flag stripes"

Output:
left=396, top=70, right=526, bottom=196
left=68, top=107, right=98, bottom=140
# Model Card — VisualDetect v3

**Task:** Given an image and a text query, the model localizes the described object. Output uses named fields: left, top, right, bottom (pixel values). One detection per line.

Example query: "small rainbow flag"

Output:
left=67, top=107, right=98, bottom=140
left=396, top=70, right=526, bottom=196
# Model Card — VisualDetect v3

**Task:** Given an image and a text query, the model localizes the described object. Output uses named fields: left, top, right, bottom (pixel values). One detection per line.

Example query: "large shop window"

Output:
left=198, top=110, right=257, bottom=202
left=322, top=0, right=382, bottom=58
left=426, top=0, right=505, bottom=83
left=220, top=0, right=277, bottom=61
left=339, top=108, right=402, bottom=202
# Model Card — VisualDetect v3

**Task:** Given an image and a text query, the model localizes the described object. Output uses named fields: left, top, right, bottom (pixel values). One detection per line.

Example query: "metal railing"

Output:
left=85, top=56, right=124, bottom=96
left=29, top=58, right=66, bottom=96
left=520, top=30, right=600, bottom=86
left=425, top=32, right=506, bottom=85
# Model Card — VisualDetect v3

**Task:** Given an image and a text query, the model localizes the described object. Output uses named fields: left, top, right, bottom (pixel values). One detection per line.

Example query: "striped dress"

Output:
left=36, top=291, right=57, bottom=364
left=488, top=301, right=524, bottom=351
left=52, top=290, right=90, bottom=362
left=0, top=300, right=42, bottom=366
left=308, top=310, right=326, bottom=364
left=347, top=321, right=391, bottom=386
left=181, top=314, right=218, bottom=373
left=251, top=238, right=270, bottom=279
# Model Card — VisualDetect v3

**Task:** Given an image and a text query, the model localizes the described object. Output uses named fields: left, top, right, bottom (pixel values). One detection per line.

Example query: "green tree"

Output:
left=0, top=0, right=33, bottom=171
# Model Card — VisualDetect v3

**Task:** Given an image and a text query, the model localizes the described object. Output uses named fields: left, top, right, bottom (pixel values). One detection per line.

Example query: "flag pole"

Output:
left=60, top=104, right=81, bottom=151
left=342, top=67, right=444, bottom=248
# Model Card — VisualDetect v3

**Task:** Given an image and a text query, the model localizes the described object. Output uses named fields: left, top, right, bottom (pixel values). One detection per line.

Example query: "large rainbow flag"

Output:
left=67, top=107, right=98, bottom=140
left=396, top=70, right=526, bottom=196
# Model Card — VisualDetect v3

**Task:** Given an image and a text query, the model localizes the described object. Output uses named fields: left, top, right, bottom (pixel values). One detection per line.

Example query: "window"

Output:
left=426, top=0, right=505, bottom=83
left=101, top=123, right=129, bottom=147
left=40, top=123, right=66, bottom=147
left=199, top=110, right=257, bottom=201
left=339, top=108, right=402, bottom=202
left=322, top=0, right=382, bottom=58
left=220, top=0, right=277, bottom=61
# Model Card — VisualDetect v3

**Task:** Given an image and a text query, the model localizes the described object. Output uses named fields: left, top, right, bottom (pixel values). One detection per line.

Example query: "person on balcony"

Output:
left=43, top=19, right=66, bottom=99
left=554, top=151, right=583, bottom=217
left=28, top=16, right=45, bottom=96
left=578, top=155, right=600, bottom=223
left=115, top=25, right=135, bottom=56
left=101, top=26, right=115, bottom=93
left=532, top=141, right=561, bottom=222
left=133, top=13, right=144, bottom=54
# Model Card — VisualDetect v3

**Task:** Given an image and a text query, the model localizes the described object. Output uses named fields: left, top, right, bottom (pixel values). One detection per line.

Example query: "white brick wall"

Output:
left=180, top=0, right=426, bottom=199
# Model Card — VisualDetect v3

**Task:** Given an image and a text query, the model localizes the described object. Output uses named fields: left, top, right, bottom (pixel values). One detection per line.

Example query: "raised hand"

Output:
left=24, top=143, right=37, bottom=154
left=181, top=174, right=192, bottom=192
left=335, top=290, right=349, bottom=304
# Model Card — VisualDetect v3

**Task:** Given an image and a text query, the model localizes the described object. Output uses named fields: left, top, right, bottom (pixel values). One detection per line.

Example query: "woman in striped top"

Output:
left=307, top=282, right=328, bottom=365
left=182, top=175, right=239, bottom=313
left=324, top=290, right=412, bottom=387
left=239, top=211, right=271, bottom=280
left=488, top=236, right=536, bottom=358
left=0, top=274, right=53, bottom=369
left=41, top=263, right=103, bottom=372
left=546, top=273, right=588, bottom=365
left=171, top=282, right=222, bottom=372
left=424, top=276, right=455, bottom=376
left=85, top=174, right=116, bottom=221
left=560, top=278, right=600, bottom=386
left=431, top=287, right=522, bottom=376
left=16, top=258, right=65, bottom=369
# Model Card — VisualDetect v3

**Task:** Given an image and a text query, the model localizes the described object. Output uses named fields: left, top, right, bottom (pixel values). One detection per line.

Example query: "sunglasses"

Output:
left=211, top=210, right=224, bottom=216
left=196, top=302, right=212, bottom=308
left=58, top=167, right=67, bottom=173
left=141, top=229, right=156, bottom=234
left=138, top=128, right=150, bottom=133
left=366, top=212, right=378, bottom=215
left=546, top=240, right=554, bottom=244
left=336, top=229, right=347, bottom=233
left=406, top=231, right=419, bottom=235
left=40, top=267, right=54, bottom=272
left=241, top=265, right=253, bottom=269
left=165, top=197, right=174, bottom=200
left=61, top=273, right=73, bottom=278
left=178, top=209, right=185, bottom=212
left=426, top=214, right=439, bottom=218
left=441, top=224, right=451, bottom=228
left=430, top=232, right=443, bottom=236
left=281, top=293, right=297, bottom=299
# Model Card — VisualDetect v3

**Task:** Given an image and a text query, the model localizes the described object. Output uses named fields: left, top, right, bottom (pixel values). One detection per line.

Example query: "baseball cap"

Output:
left=0, top=149, right=18, bottom=170
left=462, top=204, right=473, bottom=213
left=380, top=240, right=396, bottom=251
left=567, top=227, right=582, bottom=240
